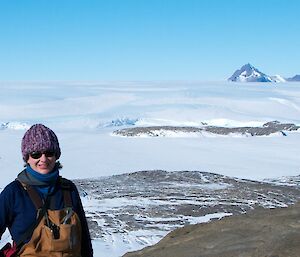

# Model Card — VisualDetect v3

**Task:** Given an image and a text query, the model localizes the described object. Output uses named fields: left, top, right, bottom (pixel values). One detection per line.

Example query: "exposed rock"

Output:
left=74, top=170, right=300, bottom=253
left=113, top=121, right=299, bottom=137
left=123, top=202, right=300, bottom=257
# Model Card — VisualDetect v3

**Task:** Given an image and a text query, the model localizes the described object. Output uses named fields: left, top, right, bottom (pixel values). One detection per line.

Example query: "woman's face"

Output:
left=27, top=152, right=57, bottom=174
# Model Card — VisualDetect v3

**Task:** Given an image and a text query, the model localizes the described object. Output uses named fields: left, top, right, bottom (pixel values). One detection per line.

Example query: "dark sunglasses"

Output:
left=29, top=151, right=56, bottom=159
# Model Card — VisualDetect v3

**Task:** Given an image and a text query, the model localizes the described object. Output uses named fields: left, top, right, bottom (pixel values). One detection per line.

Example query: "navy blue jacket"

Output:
left=0, top=179, right=93, bottom=257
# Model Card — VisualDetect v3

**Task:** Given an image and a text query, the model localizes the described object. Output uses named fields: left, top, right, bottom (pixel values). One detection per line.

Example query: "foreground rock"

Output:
left=124, top=202, right=300, bottom=257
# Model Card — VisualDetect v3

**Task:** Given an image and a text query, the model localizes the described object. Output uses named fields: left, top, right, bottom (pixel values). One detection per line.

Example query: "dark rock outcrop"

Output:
left=124, top=202, right=300, bottom=257
left=113, top=121, right=299, bottom=137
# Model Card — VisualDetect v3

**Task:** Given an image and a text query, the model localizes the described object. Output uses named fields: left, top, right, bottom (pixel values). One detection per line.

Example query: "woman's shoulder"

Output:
left=58, top=177, right=82, bottom=198
left=2, top=180, right=22, bottom=191
left=0, top=180, right=23, bottom=199
left=58, top=177, right=84, bottom=207
left=59, top=177, right=77, bottom=190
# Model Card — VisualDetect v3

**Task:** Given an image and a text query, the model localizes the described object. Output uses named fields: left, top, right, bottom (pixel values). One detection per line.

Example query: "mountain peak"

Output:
left=242, top=63, right=255, bottom=69
left=228, top=64, right=273, bottom=82
left=287, top=75, right=300, bottom=82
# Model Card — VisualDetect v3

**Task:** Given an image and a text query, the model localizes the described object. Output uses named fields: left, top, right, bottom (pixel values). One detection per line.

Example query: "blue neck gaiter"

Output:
left=26, top=165, right=59, bottom=197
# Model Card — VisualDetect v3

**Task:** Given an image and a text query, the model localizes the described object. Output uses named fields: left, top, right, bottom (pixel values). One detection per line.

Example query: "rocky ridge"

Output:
left=113, top=121, right=299, bottom=137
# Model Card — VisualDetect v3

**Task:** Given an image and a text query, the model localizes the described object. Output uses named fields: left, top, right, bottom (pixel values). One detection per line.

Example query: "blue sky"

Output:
left=0, top=0, right=299, bottom=81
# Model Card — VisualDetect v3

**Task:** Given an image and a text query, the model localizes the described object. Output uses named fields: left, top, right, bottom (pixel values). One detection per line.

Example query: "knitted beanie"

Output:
left=21, top=124, right=61, bottom=161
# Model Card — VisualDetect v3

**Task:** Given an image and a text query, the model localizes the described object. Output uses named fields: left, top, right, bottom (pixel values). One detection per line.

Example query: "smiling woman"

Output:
left=21, top=124, right=61, bottom=174
left=0, top=124, right=93, bottom=257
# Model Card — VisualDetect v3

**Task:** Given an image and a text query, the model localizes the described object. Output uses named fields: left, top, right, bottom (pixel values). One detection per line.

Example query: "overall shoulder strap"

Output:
left=15, top=200, right=49, bottom=250
left=59, top=177, right=73, bottom=208
left=15, top=180, right=50, bottom=250
left=17, top=180, right=44, bottom=210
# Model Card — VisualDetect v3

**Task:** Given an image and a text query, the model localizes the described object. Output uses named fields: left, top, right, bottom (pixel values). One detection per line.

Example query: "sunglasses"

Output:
left=29, top=151, right=56, bottom=159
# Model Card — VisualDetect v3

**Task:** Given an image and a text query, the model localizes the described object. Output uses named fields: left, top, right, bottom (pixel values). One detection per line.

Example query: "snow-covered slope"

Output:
left=270, top=74, right=286, bottom=83
left=0, top=81, right=300, bottom=185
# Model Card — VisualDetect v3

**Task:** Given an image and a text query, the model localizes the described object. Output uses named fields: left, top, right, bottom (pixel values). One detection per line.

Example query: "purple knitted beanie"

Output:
left=21, top=124, right=61, bottom=161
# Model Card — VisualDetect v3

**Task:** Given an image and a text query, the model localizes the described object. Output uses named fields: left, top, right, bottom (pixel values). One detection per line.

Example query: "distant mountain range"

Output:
left=228, top=63, right=300, bottom=83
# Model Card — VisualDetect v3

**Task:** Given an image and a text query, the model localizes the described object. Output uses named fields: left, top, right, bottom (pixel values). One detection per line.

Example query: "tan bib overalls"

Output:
left=17, top=180, right=82, bottom=257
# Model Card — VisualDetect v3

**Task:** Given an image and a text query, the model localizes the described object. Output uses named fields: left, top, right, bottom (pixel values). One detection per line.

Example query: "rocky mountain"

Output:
left=287, top=74, right=300, bottom=82
left=228, top=63, right=274, bottom=82
left=124, top=202, right=300, bottom=257
left=228, top=64, right=299, bottom=83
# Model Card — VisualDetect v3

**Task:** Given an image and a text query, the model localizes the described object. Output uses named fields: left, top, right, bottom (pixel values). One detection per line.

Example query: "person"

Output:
left=0, top=124, right=93, bottom=257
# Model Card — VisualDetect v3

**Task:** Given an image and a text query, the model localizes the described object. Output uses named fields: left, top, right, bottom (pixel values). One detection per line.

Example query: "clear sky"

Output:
left=0, top=0, right=299, bottom=81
